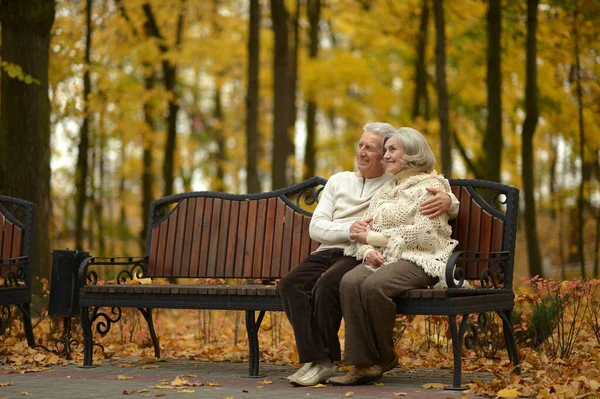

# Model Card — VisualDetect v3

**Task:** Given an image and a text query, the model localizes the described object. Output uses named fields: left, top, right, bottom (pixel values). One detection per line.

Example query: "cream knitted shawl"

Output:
left=344, top=171, right=458, bottom=288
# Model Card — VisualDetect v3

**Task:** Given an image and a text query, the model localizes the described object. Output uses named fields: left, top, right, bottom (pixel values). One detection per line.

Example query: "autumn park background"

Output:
left=1, top=0, right=600, bottom=397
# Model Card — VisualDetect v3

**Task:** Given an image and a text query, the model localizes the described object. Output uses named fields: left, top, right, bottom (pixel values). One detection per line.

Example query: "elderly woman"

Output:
left=329, top=127, right=458, bottom=386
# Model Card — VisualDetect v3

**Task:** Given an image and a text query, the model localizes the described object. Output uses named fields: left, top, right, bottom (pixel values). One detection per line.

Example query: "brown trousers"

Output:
left=340, top=260, right=438, bottom=366
left=278, top=249, right=360, bottom=363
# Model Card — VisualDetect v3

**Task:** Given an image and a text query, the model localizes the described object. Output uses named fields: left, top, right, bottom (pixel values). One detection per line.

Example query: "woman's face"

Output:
left=383, top=136, right=405, bottom=174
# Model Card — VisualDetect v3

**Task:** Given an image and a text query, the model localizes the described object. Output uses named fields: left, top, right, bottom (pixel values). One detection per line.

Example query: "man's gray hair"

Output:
left=363, top=122, right=396, bottom=138
left=384, top=127, right=436, bottom=173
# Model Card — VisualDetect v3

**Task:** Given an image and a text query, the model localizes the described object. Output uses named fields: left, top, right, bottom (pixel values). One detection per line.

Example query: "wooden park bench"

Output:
left=0, top=195, right=37, bottom=347
left=77, top=177, right=520, bottom=389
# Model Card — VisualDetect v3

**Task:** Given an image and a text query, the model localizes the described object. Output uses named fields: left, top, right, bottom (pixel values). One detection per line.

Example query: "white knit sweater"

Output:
left=310, top=171, right=393, bottom=252
left=344, top=171, right=459, bottom=288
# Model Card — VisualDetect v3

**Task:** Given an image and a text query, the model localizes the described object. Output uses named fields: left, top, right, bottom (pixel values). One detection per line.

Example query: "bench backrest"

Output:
left=448, top=179, right=519, bottom=289
left=145, top=177, right=326, bottom=280
left=0, top=196, right=34, bottom=282
left=144, top=177, right=519, bottom=287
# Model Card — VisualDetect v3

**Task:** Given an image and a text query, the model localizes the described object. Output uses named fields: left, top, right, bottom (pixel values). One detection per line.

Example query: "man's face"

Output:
left=356, top=131, right=385, bottom=178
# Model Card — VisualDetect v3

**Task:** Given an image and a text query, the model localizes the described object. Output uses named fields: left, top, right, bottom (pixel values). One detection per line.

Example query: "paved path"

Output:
left=0, top=357, right=491, bottom=399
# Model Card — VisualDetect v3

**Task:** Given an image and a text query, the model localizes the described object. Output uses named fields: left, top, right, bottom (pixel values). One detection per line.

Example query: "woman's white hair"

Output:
left=363, top=122, right=396, bottom=138
left=384, top=127, right=436, bottom=173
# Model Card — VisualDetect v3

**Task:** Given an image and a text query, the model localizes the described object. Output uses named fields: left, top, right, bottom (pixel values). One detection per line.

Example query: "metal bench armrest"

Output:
left=77, top=256, right=147, bottom=287
left=444, top=250, right=511, bottom=289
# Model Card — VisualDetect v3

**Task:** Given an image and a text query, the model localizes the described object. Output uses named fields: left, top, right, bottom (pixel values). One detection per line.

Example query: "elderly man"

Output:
left=277, top=122, right=458, bottom=387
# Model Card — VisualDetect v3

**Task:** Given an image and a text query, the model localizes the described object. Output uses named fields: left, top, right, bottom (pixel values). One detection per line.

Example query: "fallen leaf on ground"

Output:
left=122, top=389, right=136, bottom=395
left=497, top=388, right=519, bottom=398
left=0, top=383, right=12, bottom=387
left=171, top=377, right=187, bottom=386
left=422, top=382, right=446, bottom=389
left=205, top=382, right=221, bottom=387
left=260, top=379, right=272, bottom=384
left=177, top=389, right=195, bottom=393
left=311, top=383, right=326, bottom=388
left=150, top=385, right=173, bottom=389
left=20, top=393, right=32, bottom=396
left=345, top=391, right=354, bottom=397
left=375, top=382, right=384, bottom=386
left=118, top=375, right=133, bottom=380
left=393, top=393, right=407, bottom=396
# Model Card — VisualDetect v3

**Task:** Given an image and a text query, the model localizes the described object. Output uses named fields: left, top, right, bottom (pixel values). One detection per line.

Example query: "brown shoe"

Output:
left=381, top=352, right=398, bottom=373
left=328, top=365, right=383, bottom=386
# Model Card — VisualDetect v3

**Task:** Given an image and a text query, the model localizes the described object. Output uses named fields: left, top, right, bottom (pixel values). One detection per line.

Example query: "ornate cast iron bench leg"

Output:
left=18, top=303, right=36, bottom=348
left=497, top=309, right=520, bottom=374
left=245, top=310, right=265, bottom=377
left=447, top=314, right=470, bottom=391
left=138, top=308, right=160, bottom=358
left=81, top=306, right=94, bottom=367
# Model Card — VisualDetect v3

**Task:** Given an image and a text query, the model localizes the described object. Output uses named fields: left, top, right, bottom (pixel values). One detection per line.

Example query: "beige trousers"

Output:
left=340, top=260, right=438, bottom=366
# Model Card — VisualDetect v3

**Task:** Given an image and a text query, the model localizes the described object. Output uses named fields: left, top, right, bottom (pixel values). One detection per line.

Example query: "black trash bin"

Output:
left=49, top=249, right=90, bottom=318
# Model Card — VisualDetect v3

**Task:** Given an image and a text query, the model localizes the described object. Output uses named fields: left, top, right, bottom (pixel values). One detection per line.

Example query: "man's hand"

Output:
left=349, top=218, right=373, bottom=243
left=364, top=250, right=384, bottom=269
left=419, top=188, right=451, bottom=218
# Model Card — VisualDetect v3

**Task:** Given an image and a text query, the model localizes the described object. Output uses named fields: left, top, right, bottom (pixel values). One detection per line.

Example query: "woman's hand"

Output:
left=364, top=250, right=384, bottom=269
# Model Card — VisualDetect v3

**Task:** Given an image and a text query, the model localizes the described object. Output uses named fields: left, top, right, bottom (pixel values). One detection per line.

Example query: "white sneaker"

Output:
left=287, top=362, right=313, bottom=383
left=293, top=363, right=337, bottom=387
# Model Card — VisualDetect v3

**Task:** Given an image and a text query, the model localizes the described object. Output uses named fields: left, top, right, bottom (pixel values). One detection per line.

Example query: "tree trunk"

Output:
left=483, top=0, right=502, bottom=183
left=211, top=83, right=226, bottom=192
left=246, top=0, right=261, bottom=193
left=0, top=0, right=56, bottom=287
left=75, top=0, right=93, bottom=251
left=93, top=130, right=106, bottom=256
left=288, top=0, right=300, bottom=184
left=572, top=6, right=586, bottom=278
left=522, top=0, right=542, bottom=277
left=270, top=0, right=292, bottom=189
left=412, top=0, right=430, bottom=122
left=142, top=1, right=185, bottom=198
left=140, top=71, right=156, bottom=251
left=433, top=0, right=451, bottom=177
left=303, top=0, right=321, bottom=181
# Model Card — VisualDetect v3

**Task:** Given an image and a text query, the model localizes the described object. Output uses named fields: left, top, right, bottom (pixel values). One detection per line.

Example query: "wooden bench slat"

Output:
left=2, top=218, right=14, bottom=260
left=261, top=198, right=277, bottom=279
left=243, top=200, right=258, bottom=278
left=224, top=200, right=240, bottom=278
left=290, top=212, right=303, bottom=270
left=163, top=205, right=180, bottom=277
left=199, top=198, right=214, bottom=278
left=180, top=198, right=198, bottom=277
left=234, top=200, right=249, bottom=277
left=252, top=199, right=267, bottom=278
left=189, top=198, right=205, bottom=277
left=215, top=199, right=231, bottom=277
left=207, top=198, right=223, bottom=278
left=280, top=206, right=295, bottom=276
left=478, top=211, right=493, bottom=274
left=172, top=201, right=188, bottom=277
left=270, top=198, right=286, bottom=279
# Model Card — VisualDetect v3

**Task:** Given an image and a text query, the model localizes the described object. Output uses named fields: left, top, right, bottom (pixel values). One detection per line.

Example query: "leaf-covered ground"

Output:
left=0, top=308, right=599, bottom=398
